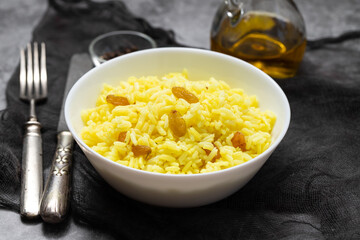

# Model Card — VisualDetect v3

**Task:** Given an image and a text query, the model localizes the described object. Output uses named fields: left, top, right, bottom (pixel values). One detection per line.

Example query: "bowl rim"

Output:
left=65, top=47, right=291, bottom=178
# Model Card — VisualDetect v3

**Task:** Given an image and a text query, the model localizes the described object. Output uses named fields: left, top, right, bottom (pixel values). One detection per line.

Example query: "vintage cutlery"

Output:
left=19, top=42, right=47, bottom=218
left=40, top=53, right=93, bottom=223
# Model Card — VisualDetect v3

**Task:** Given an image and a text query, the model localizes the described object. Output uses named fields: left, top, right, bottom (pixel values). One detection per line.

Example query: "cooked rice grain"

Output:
left=81, top=71, right=276, bottom=174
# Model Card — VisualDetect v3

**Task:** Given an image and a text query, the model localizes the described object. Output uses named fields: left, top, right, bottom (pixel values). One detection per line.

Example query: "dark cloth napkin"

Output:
left=1, top=0, right=360, bottom=239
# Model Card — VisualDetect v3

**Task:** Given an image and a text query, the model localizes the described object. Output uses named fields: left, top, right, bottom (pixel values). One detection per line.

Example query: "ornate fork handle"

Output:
left=20, top=118, right=43, bottom=218
left=40, top=131, right=74, bottom=223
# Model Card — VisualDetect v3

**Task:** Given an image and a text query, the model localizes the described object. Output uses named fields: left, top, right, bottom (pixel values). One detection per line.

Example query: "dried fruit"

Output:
left=118, top=131, right=127, bottom=142
left=106, top=94, right=130, bottom=106
left=204, top=144, right=221, bottom=162
left=171, top=87, right=199, bottom=103
left=169, top=110, right=187, bottom=137
left=132, top=145, right=151, bottom=157
left=231, top=131, right=246, bottom=151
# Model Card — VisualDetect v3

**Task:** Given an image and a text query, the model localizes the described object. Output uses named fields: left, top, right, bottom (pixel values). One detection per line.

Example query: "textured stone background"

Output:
left=0, top=0, right=359, bottom=239
left=1, top=0, right=360, bottom=110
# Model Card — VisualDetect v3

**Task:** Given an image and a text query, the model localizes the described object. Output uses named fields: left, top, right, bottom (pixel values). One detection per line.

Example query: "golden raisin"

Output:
left=171, top=87, right=199, bottom=103
left=204, top=144, right=221, bottom=162
left=132, top=145, right=151, bottom=157
left=118, top=132, right=127, bottom=142
left=168, top=110, right=187, bottom=137
left=106, top=94, right=130, bottom=106
left=231, top=131, right=246, bottom=151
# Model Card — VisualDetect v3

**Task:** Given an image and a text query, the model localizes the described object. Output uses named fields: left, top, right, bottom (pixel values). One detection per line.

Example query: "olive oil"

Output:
left=211, top=12, right=306, bottom=78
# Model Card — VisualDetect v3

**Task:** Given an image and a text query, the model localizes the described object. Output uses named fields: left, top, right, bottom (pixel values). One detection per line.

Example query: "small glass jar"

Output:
left=89, top=31, right=157, bottom=66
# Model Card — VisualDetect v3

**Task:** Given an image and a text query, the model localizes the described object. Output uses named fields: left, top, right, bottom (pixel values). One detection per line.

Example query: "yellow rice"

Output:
left=80, top=70, right=276, bottom=174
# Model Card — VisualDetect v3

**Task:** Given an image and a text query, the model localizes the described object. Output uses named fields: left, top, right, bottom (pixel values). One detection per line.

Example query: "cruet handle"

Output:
left=224, top=0, right=245, bottom=26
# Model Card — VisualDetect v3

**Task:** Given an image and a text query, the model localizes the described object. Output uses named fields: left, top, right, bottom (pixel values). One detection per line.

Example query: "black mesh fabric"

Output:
left=1, top=1, right=360, bottom=239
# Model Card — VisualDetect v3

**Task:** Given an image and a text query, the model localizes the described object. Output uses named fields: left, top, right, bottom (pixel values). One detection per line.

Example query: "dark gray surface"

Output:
left=1, top=0, right=360, bottom=109
left=0, top=0, right=359, bottom=239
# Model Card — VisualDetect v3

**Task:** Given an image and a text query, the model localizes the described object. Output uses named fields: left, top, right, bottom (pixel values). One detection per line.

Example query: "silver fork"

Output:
left=19, top=42, right=47, bottom=218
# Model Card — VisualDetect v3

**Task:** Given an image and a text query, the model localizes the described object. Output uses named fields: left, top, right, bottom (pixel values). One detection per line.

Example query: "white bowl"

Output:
left=65, top=47, right=290, bottom=207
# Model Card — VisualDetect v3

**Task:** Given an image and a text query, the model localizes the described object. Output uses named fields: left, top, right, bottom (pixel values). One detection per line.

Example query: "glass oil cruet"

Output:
left=211, top=0, right=306, bottom=79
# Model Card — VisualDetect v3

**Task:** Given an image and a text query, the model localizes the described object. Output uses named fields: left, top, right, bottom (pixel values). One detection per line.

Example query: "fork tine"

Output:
left=26, top=43, right=33, bottom=99
left=33, top=42, right=40, bottom=98
left=20, top=47, right=26, bottom=99
left=40, top=42, right=47, bottom=98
